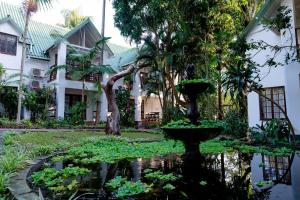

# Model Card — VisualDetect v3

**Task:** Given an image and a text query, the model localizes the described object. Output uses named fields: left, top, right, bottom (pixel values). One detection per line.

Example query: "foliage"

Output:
left=66, top=102, right=87, bottom=125
left=23, top=87, right=55, bottom=122
left=223, top=111, right=248, bottom=138
left=200, top=139, right=293, bottom=156
left=163, top=183, right=176, bottom=192
left=163, top=119, right=226, bottom=129
left=249, top=119, right=290, bottom=145
left=116, top=86, right=135, bottom=127
left=32, top=166, right=91, bottom=195
left=262, top=6, right=292, bottom=31
left=106, top=177, right=151, bottom=199
left=144, top=169, right=178, bottom=183
left=255, top=180, right=273, bottom=188
left=113, top=0, right=251, bottom=122
left=59, top=8, right=89, bottom=28
left=0, top=87, right=18, bottom=119
left=64, top=138, right=183, bottom=164
left=222, top=56, right=261, bottom=118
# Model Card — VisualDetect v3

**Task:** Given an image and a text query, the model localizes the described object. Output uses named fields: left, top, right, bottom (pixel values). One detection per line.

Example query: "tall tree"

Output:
left=17, top=0, right=53, bottom=123
left=113, top=0, right=249, bottom=123
left=59, top=8, right=89, bottom=28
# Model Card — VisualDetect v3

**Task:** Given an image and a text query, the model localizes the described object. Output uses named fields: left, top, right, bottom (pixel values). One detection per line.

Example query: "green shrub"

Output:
left=66, top=102, right=87, bottom=125
left=116, top=86, right=135, bottom=127
left=223, top=111, right=248, bottom=138
left=0, top=118, right=17, bottom=128
left=250, top=119, right=289, bottom=144
left=43, top=119, right=69, bottom=129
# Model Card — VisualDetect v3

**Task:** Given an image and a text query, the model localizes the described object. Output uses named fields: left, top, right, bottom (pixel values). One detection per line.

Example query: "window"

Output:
left=259, top=87, right=286, bottom=120
left=296, top=28, right=300, bottom=58
left=0, top=33, right=17, bottom=55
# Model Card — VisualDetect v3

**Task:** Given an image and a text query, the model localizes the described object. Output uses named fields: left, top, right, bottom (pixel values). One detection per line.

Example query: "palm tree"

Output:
left=16, top=0, right=53, bottom=123
left=59, top=8, right=89, bottom=28
left=48, top=38, right=114, bottom=121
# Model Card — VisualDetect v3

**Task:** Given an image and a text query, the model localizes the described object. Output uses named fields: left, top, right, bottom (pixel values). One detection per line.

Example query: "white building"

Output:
left=246, top=0, right=300, bottom=136
left=0, top=1, right=162, bottom=125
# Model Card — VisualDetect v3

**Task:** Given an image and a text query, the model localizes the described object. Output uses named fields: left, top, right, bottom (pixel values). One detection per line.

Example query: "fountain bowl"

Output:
left=176, top=79, right=215, bottom=95
left=162, top=127, right=222, bottom=142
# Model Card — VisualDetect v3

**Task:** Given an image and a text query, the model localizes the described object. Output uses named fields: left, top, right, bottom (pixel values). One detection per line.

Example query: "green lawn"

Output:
left=12, top=130, right=163, bottom=148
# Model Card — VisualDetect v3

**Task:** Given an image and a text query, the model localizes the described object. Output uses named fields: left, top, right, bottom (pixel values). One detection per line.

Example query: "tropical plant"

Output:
left=0, top=87, right=18, bottom=119
left=223, top=111, right=248, bottom=138
left=59, top=8, right=89, bottom=28
left=116, top=86, right=135, bottom=127
left=250, top=119, right=290, bottom=144
left=17, top=0, right=54, bottom=123
left=50, top=38, right=114, bottom=122
left=66, top=102, right=87, bottom=125
left=113, top=0, right=254, bottom=123
left=23, top=87, right=54, bottom=122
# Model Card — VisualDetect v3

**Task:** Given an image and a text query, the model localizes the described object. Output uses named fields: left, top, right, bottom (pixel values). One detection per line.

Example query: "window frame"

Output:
left=259, top=86, right=287, bottom=121
left=0, top=32, right=18, bottom=56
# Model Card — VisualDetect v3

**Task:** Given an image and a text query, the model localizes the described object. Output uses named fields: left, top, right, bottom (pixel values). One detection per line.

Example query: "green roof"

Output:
left=107, top=43, right=130, bottom=55
left=241, top=0, right=275, bottom=38
left=105, top=48, right=138, bottom=72
left=0, top=1, right=128, bottom=60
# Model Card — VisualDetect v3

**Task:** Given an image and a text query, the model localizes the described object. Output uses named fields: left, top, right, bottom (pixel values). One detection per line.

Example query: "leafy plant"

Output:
left=0, top=87, right=18, bottom=119
left=144, top=170, right=178, bottom=183
left=223, top=111, right=248, bottom=138
left=250, top=119, right=290, bottom=144
left=116, top=86, right=135, bottom=127
left=32, top=166, right=91, bottom=195
left=23, top=87, right=55, bottom=122
left=163, top=183, right=175, bottom=191
left=106, top=177, right=151, bottom=199
left=66, top=102, right=87, bottom=125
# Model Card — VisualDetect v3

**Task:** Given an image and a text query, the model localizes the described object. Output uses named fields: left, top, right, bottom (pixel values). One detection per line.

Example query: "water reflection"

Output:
left=33, top=152, right=300, bottom=200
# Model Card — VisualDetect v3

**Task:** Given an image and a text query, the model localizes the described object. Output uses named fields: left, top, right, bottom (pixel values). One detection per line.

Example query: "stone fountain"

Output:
left=162, top=64, right=222, bottom=162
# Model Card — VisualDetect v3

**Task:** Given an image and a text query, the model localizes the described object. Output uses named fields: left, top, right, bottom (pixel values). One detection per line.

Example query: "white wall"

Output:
left=247, top=0, right=300, bottom=135
left=0, top=22, right=23, bottom=87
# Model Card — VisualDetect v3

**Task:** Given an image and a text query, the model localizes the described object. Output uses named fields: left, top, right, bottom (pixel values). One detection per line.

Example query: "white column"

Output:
left=56, top=43, right=67, bottom=82
left=23, top=108, right=31, bottom=120
left=56, top=86, right=65, bottom=119
left=55, top=43, right=67, bottom=119
left=133, top=71, right=142, bottom=124
left=100, top=73, right=109, bottom=121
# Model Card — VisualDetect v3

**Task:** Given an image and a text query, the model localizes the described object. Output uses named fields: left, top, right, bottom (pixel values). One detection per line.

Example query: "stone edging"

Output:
left=8, top=155, right=52, bottom=200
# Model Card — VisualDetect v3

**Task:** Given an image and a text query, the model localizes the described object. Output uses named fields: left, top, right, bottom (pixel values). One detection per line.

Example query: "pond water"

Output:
left=29, top=152, right=300, bottom=200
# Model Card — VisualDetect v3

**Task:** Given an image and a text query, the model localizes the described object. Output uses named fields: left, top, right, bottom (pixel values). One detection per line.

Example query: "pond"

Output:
left=28, top=151, right=300, bottom=200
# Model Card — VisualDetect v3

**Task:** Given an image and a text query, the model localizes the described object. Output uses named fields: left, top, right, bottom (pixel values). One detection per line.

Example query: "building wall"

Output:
left=144, top=96, right=162, bottom=118
left=0, top=22, right=23, bottom=87
left=247, top=0, right=300, bottom=135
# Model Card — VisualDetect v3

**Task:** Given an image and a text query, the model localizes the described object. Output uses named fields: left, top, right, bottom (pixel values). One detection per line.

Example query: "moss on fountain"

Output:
left=176, top=79, right=215, bottom=94
left=163, top=119, right=226, bottom=129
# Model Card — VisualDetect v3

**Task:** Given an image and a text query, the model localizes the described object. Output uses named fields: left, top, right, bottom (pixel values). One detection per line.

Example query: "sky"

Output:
left=7, top=0, right=132, bottom=47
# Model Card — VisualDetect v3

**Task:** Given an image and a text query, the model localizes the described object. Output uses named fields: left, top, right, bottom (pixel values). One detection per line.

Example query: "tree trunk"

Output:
left=17, top=12, right=30, bottom=123
left=103, top=65, right=135, bottom=135
left=217, top=67, right=223, bottom=120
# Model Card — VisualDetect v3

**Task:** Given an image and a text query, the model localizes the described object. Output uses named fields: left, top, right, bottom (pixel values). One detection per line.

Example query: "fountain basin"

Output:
left=162, top=127, right=221, bottom=142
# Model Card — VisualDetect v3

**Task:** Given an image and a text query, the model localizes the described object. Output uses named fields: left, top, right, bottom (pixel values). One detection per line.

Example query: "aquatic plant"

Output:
left=106, top=177, right=152, bottom=198
left=32, top=166, right=91, bottom=194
